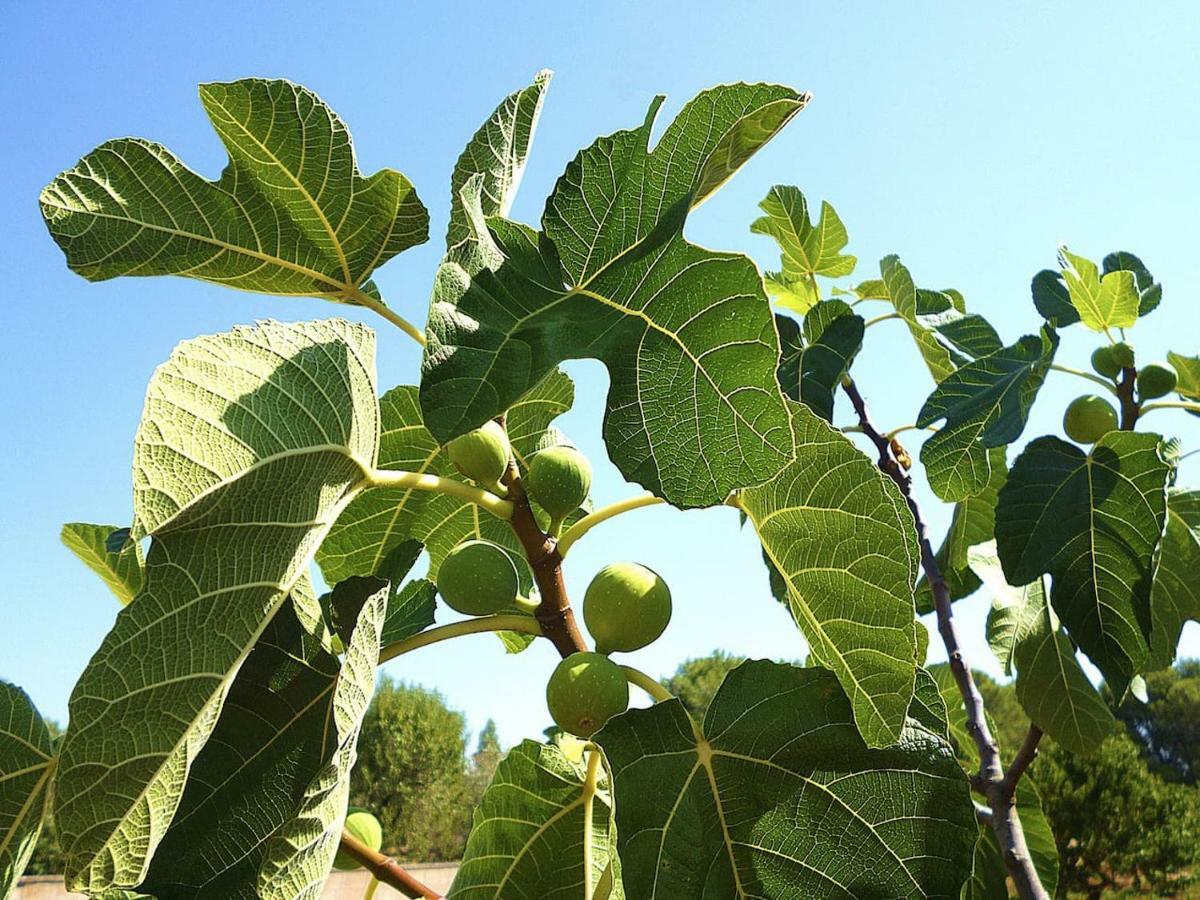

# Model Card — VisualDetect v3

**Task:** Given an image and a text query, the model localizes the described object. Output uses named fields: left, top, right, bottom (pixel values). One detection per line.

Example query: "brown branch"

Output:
left=338, top=830, right=440, bottom=899
left=1001, top=724, right=1044, bottom=798
left=498, top=417, right=588, bottom=659
left=842, top=378, right=1049, bottom=900
left=1117, top=366, right=1140, bottom=430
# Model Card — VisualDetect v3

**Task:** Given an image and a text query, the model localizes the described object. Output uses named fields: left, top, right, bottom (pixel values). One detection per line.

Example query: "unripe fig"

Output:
left=1063, top=394, right=1119, bottom=444
left=1090, top=346, right=1121, bottom=379
left=1110, top=341, right=1136, bottom=370
left=583, top=562, right=672, bottom=653
left=1136, top=361, right=1178, bottom=400
left=546, top=651, right=628, bottom=737
left=436, top=540, right=519, bottom=616
left=446, top=421, right=510, bottom=491
left=526, top=447, right=591, bottom=527
left=333, top=807, right=383, bottom=870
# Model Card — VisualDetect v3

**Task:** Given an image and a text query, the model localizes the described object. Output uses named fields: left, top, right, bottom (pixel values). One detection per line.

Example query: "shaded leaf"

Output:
left=595, top=661, right=976, bottom=899
left=41, top=79, right=427, bottom=308
left=421, top=84, right=810, bottom=509
left=0, top=682, right=54, bottom=897
left=740, top=403, right=919, bottom=747
left=139, top=583, right=385, bottom=899
left=1030, top=268, right=1078, bottom=327
left=54, top=319, right=379, bottom=894
left=917, top=328, right=1057, bottom=502
left=752, top=185, right=856, bottom=314
left=1058, top=247, right=1139, bottom=332
left=1147, top=489, right=1200, bottom=670
left=61, top=522, right=144, bottom=605
left=449, top=742, right=619, bottom=899
left=972, top=543, right=1114, bottom=754
left=995, top=433, right=1170, bottom=689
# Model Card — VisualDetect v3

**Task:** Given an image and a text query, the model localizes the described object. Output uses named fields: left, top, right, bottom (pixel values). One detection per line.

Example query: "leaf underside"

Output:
left=61, top=522, right=145, bottom=605
left=0, top=682, right=55, bottom=898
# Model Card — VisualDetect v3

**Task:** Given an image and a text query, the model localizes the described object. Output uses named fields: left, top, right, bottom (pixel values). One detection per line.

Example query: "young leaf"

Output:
left=963, top=780, right=1059, bottom=900
left=1, top=682, right=54, bottom=898
left=740, top=403, right=920, bottom=747
left=1147, top=489, right=1200, bottom=670
left=1103, top=251, right=1161, bottom=317
left=776, top=301, right=864, bottom=422
left=1166, top=351, right=1200, bottom=399
left=972, top=543, right=1115, bottom=755
left=916, top=328, right=1057, bottom=502
left=421, top=84, right=810, bottom=509
left=40, top=79, right=428, bottom=310
left=137, top=582, right=385, bottom=899
left=61, top=522, right=145, bottom=605
left=995, top=433, right=1170, bottom=690
left=594, top=661, right=977, bottom=899
left=447, top=71, right=551, bottom=255
left=751, top=185, right=856, bottom=314
left=448, top=742, right=619, bottom=899
left=1058, top=247, right=1140, bottom=332
left=53, top=319, right=380, bottom=894
left=915, top=448, right=1007, bottom=613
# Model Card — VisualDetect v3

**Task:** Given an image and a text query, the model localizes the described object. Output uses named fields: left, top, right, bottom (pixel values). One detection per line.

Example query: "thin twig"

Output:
left=841, top=378, right=1049, bottom=900
left=1001, top=725, right=1045, bottom=797
left=337, top=830, right=440, bottom=899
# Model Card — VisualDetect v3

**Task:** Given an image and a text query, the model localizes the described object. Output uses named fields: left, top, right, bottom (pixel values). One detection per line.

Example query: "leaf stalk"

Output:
left=365, top=469, right=514, bottom=519
left=378, top=615, right=542, bottom=664
left=556, top=493, right=667, bottom=557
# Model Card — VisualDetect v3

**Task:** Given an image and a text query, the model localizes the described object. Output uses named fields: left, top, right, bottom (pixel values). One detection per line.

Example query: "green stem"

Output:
left=514, top=595, right=540, bottom=614
left=363, top=876, right=380, bottom=900
left=1049, top=363, right=1120, bottom=396
left=365, top=469, right=514, bottom=519
left=556, top=494, right=667, bottom=557
left=379, top=615, right=542, bottom=664
left=864, top=311, right=901, bottom=327
left=1139, top=400, right=1200, bottom=416
left=620, top=665, right=674, bottom=703
left=884, top=423, right=936, bottom=440
left=581, top=749, right=602, bottom=900
left=344, top=285, right=427, bottom=346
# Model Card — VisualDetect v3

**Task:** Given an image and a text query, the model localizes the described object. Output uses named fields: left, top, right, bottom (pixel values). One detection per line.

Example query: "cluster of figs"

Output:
left=438, top=422, right=673, bottom=739
left=1063, top=343, right=1178, bottom=443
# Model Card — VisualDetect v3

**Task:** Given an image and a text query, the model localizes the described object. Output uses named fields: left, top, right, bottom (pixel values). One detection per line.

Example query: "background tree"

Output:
left=661, top=651, right=747, bottom=718
left=1117, top=660, right=1200, bottom=785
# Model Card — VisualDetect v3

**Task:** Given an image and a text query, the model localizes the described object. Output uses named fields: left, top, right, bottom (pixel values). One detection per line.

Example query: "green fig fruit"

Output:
left=436, top=540, right=519, bottom=616
left=1090, top=346, right=1121, bottom=379
left=546, top=651, right=629, bottom=737
left=583, top=562, right=672, bottom=653
left=1136, top=361, right=1178, bottom=400
left=1063, top=394, right=1119, bottom=444
left=333, top=807, right=383, bottom=870
left=1110, top=341, right=1136, bottom=370
left=446, top=421, right=510, bottom=491
left=526, top=446, right=591, bottom=527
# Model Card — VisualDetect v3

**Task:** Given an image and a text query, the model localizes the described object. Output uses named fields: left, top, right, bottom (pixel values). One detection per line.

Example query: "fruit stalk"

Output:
left=841, top=378, right=1049, bottom=900
left=336, top=829, right=440, bottom=899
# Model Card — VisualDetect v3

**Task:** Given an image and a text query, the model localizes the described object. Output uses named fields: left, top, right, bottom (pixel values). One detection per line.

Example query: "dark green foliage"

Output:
left=1117, top=660, right=1200, bottom=785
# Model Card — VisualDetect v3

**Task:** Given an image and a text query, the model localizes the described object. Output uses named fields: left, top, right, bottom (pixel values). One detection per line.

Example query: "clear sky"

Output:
left=3, top=1, right=1198, bottom=748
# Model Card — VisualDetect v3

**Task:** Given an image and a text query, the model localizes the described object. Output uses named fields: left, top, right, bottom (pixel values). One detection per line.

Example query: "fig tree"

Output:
left=1090, top=346, right=1121, bottom=379
left=1136, top=361, right=1178, bottom=400
left=546, top=651, right=628, bottom=737
left=526, top=446, right=591, bottom=529
left=1063, top=394, right=1119, bottom=444
left=333, top=807, right=383, bottom=870
left=1110, top=341, right=1136, bottom=370
left=583, top=562, right=672, bottom=653
left=446, top=421, right=511, bottom=492
left=436, top=539, right=519, bottom=616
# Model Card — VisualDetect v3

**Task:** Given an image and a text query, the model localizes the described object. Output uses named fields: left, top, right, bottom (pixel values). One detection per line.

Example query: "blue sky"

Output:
left=3, top=2, right=1198, bottom=747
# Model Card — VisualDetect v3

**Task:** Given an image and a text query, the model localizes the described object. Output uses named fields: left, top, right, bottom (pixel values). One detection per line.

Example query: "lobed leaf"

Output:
left=61, top=522, right=144, bottom=605
left=595, top=660, right=977, bottom=899
left=53, top=319, right=379, bottom=894
left=0, top=682, right=55, bottom=898
left=995, top=433, right=1170, bottom=690
left=740, top=403, right=920, bottom=747
left=449, top=741, right=620, bottom=899
left=916, top=328, right=1057, bottom=502
left=421, top=83, right=810, bottom=509
left=972, top=543, right=1114, bottom=755
left=775, top=301, right=864, bottom=422
left=1057, top=247, right=1139, bottom=332
left=40, top=79, right=427, bottom=309
left=138, top=582, right=385, bottom=899
left=1147, top=489, right=1200, bottom=670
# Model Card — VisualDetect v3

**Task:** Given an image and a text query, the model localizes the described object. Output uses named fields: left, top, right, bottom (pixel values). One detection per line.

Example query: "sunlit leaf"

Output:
left=740, top=403, right=919, bottom=746
left=995, top=433, right=1170, bottom=689
left=1167, top=351, right=1200, bottom=400
left=0, top=682, right=54, bottom=898
left=41, top=79, right=427, bottom=311
left=61, top=522, right=144, bottom=605
left=449, top=742, right=619, bottom=899
left=595, top=661, right=976, bottom=899
left=421, top=84, right=810, bottom=509
left=1147, top=489, right=1200, bottom=670
left=1103, top=251, right=1160, bottom=317
left=1058, top=247, right=1139, bottom=332
left=53, top=319, right=379, bottom=894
